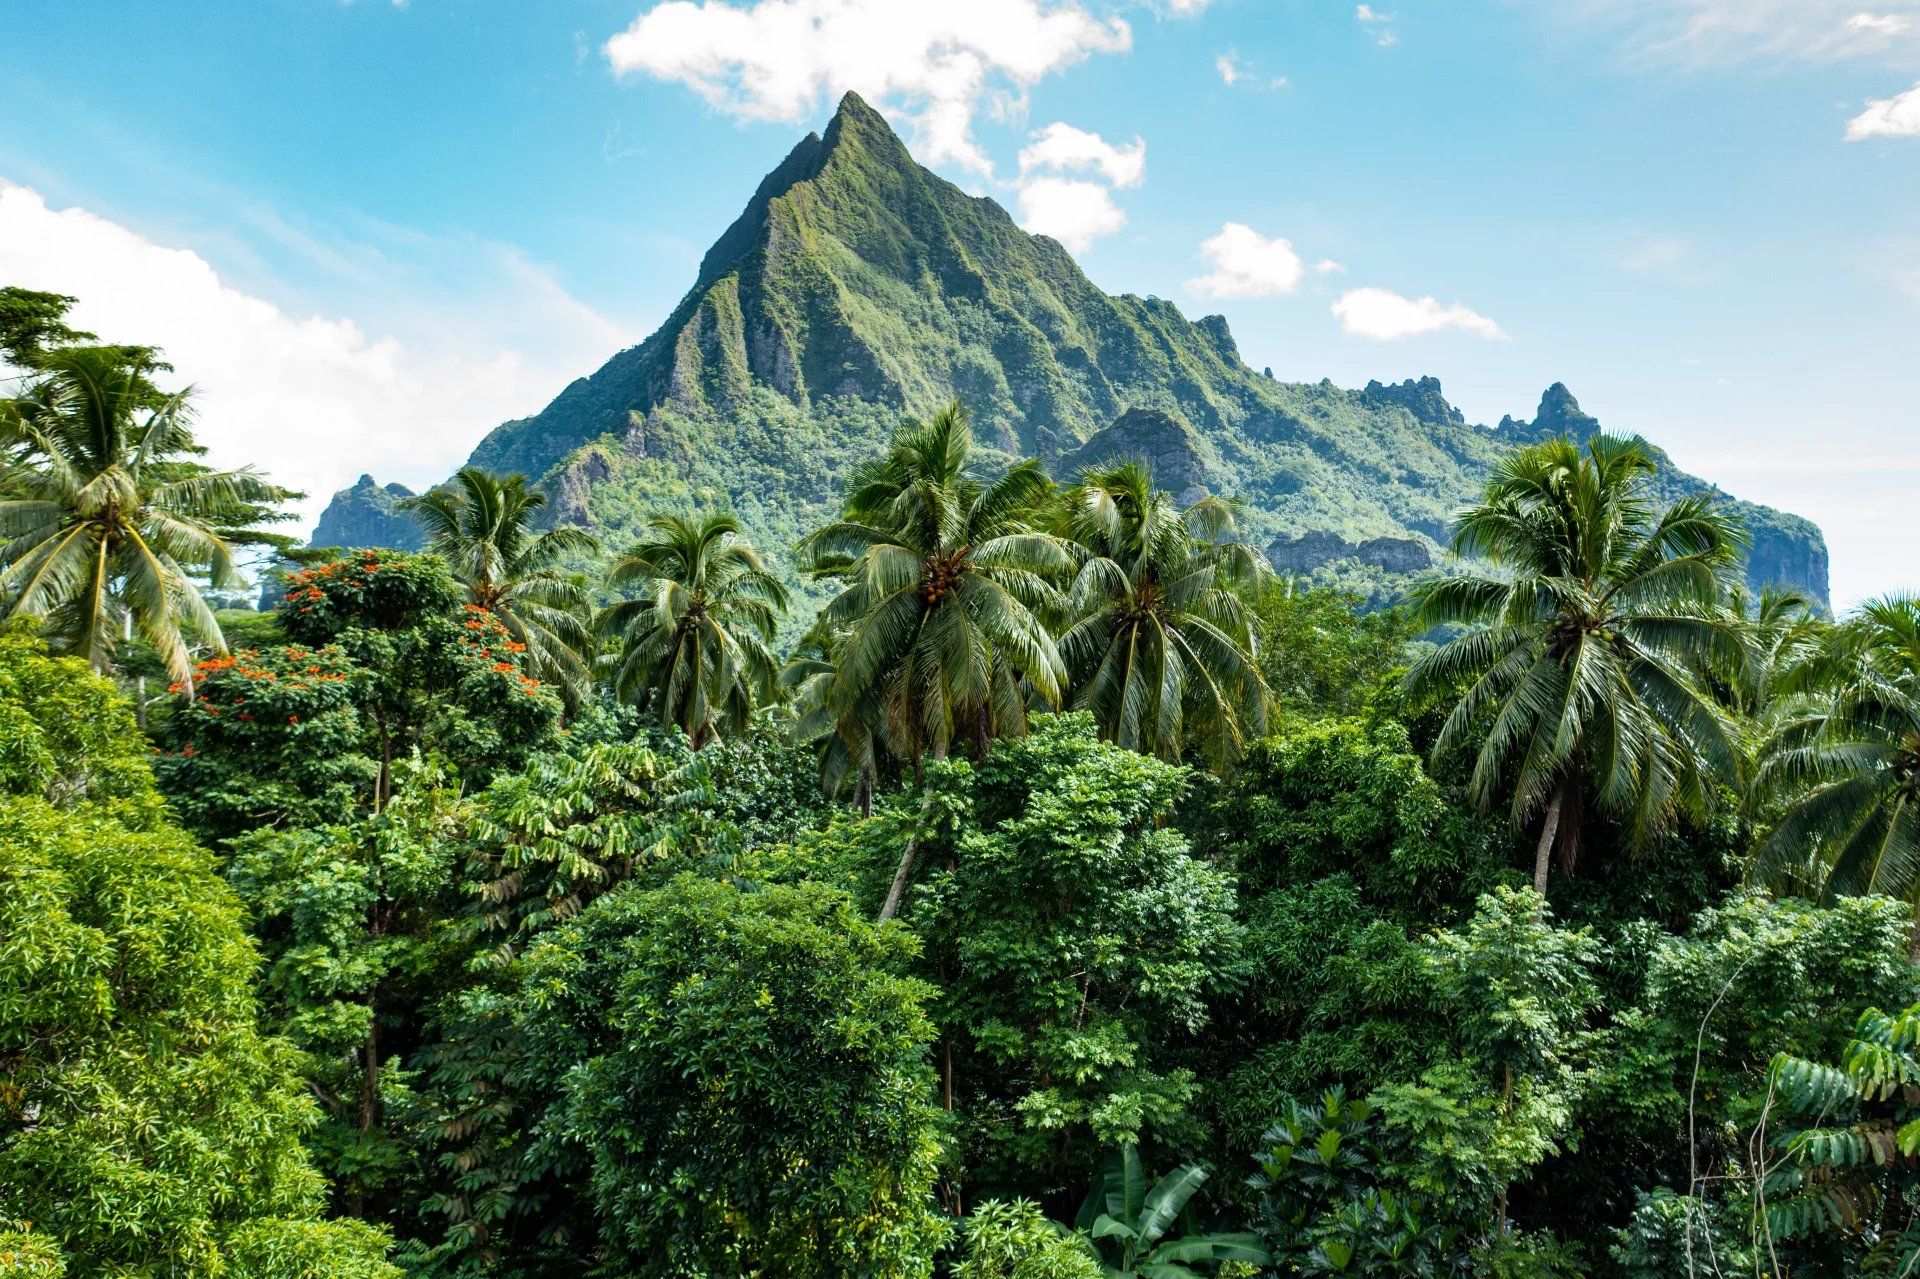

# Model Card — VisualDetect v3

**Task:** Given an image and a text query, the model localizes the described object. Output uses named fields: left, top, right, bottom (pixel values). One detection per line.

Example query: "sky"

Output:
left=1, top=0, right=1916, bottom=609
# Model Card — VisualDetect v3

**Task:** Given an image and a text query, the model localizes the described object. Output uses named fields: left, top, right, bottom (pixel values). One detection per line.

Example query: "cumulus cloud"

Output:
left=0, top=181, right=630, bottom=536
left=1016, top=177, right=1126, bottom=251
left=1331, top=287, right=1508, bottom=340
left=1848, top=79, right=1920, bottom=137
left=604, top=0, right=1131, bottom=176
left=1017, top=122, right=1146, bottom=187
left=1186, top=223, right=1316, bottom=298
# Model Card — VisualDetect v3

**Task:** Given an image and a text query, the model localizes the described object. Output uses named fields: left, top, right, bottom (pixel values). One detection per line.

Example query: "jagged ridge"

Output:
left=319, top=92, right=1828, bottom=607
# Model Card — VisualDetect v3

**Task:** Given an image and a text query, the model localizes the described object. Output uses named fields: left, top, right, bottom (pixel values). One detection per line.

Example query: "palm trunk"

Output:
left=1533, top=788, right=1564, bottom=898
left=878, top=746, right=944, bottom=922
left=878, top=798, right=931, bottom=922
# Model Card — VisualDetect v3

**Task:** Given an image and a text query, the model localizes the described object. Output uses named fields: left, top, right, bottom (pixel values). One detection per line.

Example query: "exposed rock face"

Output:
left=1360, top=376, right=1466, bottom=427
left=546, top=448, right=615, bottom=527
left=311, top=475, right=426, bottom=551
left=1499, top=382, right=1602, bottom=441
left=1749, top=521, right=1832, bottom=601
left=1267, top=531, right=1433, bottom=575
left=1054, top=407, right=1213, bottom=504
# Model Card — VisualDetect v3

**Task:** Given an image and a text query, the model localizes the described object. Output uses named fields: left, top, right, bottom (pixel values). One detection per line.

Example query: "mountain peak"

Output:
left=819, top=88, right=911, bottom=166
left=1534, top=382, right=1599, bottom=438
left=455, top=92, right=1831, bottom=607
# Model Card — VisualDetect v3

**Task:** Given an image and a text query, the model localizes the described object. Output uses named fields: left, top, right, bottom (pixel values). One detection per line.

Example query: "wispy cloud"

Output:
left=1514, top=0, right=1920, bottom=65
left=1216, top=50, right=1286, bottom=89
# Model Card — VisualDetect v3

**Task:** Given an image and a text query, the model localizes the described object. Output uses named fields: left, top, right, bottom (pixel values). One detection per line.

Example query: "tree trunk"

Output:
left=1533, top=787, right=1565, bottom=898
left=878, top=746, right=944, bottom=922
left=878, top=802, right=929, bottom=922
left=1908, top=907, right=1920, bottom=965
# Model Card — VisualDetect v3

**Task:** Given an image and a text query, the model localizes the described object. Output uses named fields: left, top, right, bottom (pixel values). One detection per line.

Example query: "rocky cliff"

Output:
left=311, top=475, right=426, bottom=551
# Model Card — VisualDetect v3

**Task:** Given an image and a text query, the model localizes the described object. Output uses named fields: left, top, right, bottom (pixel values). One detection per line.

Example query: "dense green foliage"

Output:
left=518, top=874, right=950, bottom=1277
left=0, top=629, right=396, bottom=1277
left=0, top=252, right=1905, bottom=1279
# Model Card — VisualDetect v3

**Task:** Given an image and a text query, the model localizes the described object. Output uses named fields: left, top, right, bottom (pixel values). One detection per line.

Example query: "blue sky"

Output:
left=2, top=0, right=1916, bottom=608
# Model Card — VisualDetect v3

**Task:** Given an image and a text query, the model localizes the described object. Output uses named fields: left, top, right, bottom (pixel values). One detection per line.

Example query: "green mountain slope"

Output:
left=323, top=91, right=1828, bottom=607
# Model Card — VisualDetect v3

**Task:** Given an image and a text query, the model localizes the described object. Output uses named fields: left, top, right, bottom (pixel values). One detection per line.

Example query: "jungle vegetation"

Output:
left=3, top=294, right=1917, bottom=1278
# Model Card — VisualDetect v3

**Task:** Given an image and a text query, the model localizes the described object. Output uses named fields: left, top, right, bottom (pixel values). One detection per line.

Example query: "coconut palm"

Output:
left=0, top=346, right=290, bottom=688
left=596, top=512, right=788, bottom=749
left=1406, top=433, right=1749, bottom=897
left=801, top=400, right=1068, bottom=919
left=781, top=619, right=887, bottom=813
left=403, top=467, right=598, bottom=699
left=1053, top=460, right=1268, bottom=770
left=800, top=399, right=1068, bottom=767
left=1753, top=595, right=1920, bottom=947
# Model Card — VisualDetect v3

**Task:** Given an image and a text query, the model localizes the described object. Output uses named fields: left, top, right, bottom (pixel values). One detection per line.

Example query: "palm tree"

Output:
left=801, top=400, right=1068, bottom=766
left=1406, top=434, right=1749, bottom=897
left=404, top=467, right=598, bottom=700
left=1054, top=460, right=1268, bottom=770
left=596, top=512, right=788, bottom=749
left=0, top=346, right=289, bottom=689
left=781, top=619, right=886, bottom=814
left=800, top=400, right=1068, bottom=919
left=1753, top=595, right=1920, bottom=949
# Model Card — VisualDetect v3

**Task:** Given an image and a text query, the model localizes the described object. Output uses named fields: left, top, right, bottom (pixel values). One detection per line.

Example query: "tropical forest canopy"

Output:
left=3, top=248, right=1920, bottom=1278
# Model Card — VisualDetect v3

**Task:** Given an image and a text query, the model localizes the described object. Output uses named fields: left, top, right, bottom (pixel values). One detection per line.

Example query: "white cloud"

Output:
left=1848, top=12, right=1913, bottom=34
left=1848, top=79, right=1920, bottom=137
left=1017, top=122, right=1146, bottom=188
left=0, top=181, right=630, bottom=537
left=1186, top=223, right=1310, bottom=298
left=1164, top=0, right=1211, bottom=12
left=1216, top=50, right=1285, bottom=89
left=1016, top=177, right=1126, bottom=251
left=1332, top=287, right=1508, bottom=340
left=1355, top=5, right=1397, bottom=45
left=604, top=0, right=1131, bottom=176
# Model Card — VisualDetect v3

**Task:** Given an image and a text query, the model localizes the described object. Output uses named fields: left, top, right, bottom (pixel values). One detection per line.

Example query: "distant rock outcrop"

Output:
left=311, top=475, right=426, bottom=551
left=1499, top=382, right=1602, bottom=441
left=1267, top=531, right=1433, bottom=575
left=1054, top=407, right=1214, bottom=504
left=1360, top=376, right=1466, bottom=427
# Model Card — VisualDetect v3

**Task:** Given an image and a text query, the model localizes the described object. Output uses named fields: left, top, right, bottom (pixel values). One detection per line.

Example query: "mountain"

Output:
left=316, top=92, right=1828, bottom=607
left=312, top=474, right=425, bottom=551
